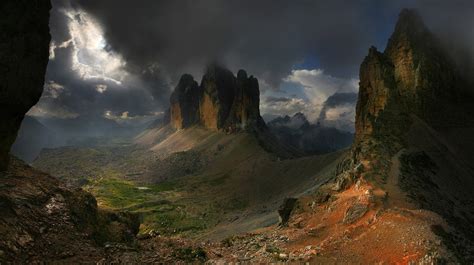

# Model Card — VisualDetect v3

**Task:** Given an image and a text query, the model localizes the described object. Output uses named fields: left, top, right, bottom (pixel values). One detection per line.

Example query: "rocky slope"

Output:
left=267, top=112, right=353, bottom=154
left=0, top=0, right=51, bottom=170
left=169, top=64, right=264, bottom=132
left=276, top=8, right=474, bottom=263
left=0, top=157, right=139, bottom=263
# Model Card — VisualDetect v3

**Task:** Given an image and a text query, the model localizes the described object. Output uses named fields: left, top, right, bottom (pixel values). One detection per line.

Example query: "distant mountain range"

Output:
left=267, top=112, right=354, bottom=155
left=11, top=114, right=154, bottom=162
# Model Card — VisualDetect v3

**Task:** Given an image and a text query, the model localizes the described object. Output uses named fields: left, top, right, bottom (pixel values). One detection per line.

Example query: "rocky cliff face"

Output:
left=355, top=9, right=470, bottom=143
left=169, top=64, right=263, bottom=132
left=224, top=69, right=261, bottom=130
left=0, top=0, right=51, bottom=170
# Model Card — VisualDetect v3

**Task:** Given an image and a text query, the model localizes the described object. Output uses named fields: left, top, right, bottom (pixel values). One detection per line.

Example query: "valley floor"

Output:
left=3, top=125, right=473, bottom=263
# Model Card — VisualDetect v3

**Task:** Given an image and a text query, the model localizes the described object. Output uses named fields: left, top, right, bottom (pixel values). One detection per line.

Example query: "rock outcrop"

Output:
left=0, top=157, right=140, bottom=263
left=355, top=9, right=471, bottom=143
left=168, top=64, right=263, bottom=132
left=0, top=0, right=51, bottom=170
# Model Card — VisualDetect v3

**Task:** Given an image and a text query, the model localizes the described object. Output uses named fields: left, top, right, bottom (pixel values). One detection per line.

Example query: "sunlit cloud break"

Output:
left=50, top=8, right=128, bottom=85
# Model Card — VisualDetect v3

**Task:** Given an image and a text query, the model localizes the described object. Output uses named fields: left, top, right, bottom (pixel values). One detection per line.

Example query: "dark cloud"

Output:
left=75, top=0, right=384, bottom=85
left=40, top=0, right=474, bottom=136
left=265, top=97, right=294, bottom=103
left=318, top=92, right=358, bottom=132
left=320, top=93, right=358, bottom=111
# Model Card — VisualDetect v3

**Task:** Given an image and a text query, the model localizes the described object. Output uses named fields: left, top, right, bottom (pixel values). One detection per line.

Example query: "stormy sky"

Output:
left=28, top=0, right=474, bottom=133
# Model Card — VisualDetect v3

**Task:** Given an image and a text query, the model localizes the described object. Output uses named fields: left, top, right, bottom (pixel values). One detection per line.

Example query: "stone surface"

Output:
left=343, top=202, right=368, bottom=224
left=0, top=0, right=51, bottom=170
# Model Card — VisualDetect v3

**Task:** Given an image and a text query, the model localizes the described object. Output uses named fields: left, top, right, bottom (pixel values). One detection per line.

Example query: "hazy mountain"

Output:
left=267, top=112, right=354, bottom=154
left=10, top=116, right=59, bottom=162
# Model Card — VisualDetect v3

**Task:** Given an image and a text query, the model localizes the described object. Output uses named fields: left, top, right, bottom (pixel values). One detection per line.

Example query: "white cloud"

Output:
left=104, top=110, right=162, bottom=126
left=273, top=68, right=358, bottom=121
left=60, top=9, right=128, bottom=85
left=260, top=96, right=319, bottom=121
left=43, top=81, right=65, bottom=99
left=96, top=84, right=107, bottom=93
left=324, top=105, right=355, bottom=121
left=284, top=69, right=358, bottom=106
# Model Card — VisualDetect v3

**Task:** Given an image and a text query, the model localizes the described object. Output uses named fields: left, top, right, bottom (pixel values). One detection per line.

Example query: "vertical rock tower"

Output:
left=169, top=74, right=202, bottom=129
left=355, top=9, right=469, bottom=143
left=168, top=64, right=263, bottom=132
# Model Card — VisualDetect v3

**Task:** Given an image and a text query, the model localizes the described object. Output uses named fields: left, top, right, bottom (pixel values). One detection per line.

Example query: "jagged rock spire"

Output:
left=355, top=9, right=467, bottom=143
left=169, top=74, right=201, bottom=129
left=168, top=64, right=263, bottom=132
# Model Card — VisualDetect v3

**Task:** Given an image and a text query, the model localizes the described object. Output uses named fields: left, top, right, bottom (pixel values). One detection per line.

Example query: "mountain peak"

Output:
left=168, top=67, right=262, bottom=132
left=355, top=8, right=469, bottom=144
left=385, top=8, right=432, bottom=57
left=394, top=9, right=425, bottom=33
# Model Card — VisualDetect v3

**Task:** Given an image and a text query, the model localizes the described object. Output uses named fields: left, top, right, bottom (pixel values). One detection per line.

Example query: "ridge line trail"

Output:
left=384, top=149, right=414, bottom=209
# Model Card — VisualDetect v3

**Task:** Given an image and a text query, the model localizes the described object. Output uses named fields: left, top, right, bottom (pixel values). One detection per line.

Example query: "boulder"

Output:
left=343, top=202, right=368, bottom=224
left=278, top=198, right=298, bottom=226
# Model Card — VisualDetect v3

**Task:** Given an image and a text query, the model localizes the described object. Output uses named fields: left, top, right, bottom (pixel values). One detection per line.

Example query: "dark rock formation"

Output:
left=199, top=64, right=237, bottom=130
left=355, top=9, right=472, bottom=143
left=169, top=64, right=263, bottom=132
left=224, top=69, right=262, bottom=130
left=0, top=0, right=51, bottom=170
left=278, top=197, right=298, bottom=226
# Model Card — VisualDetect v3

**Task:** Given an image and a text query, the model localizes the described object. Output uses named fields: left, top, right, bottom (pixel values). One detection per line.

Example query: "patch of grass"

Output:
left=143, top=210, right=209, bottom=235
left=86, top=177, right=217, bottom=236
left=87, top=178, right=178, bottom=209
